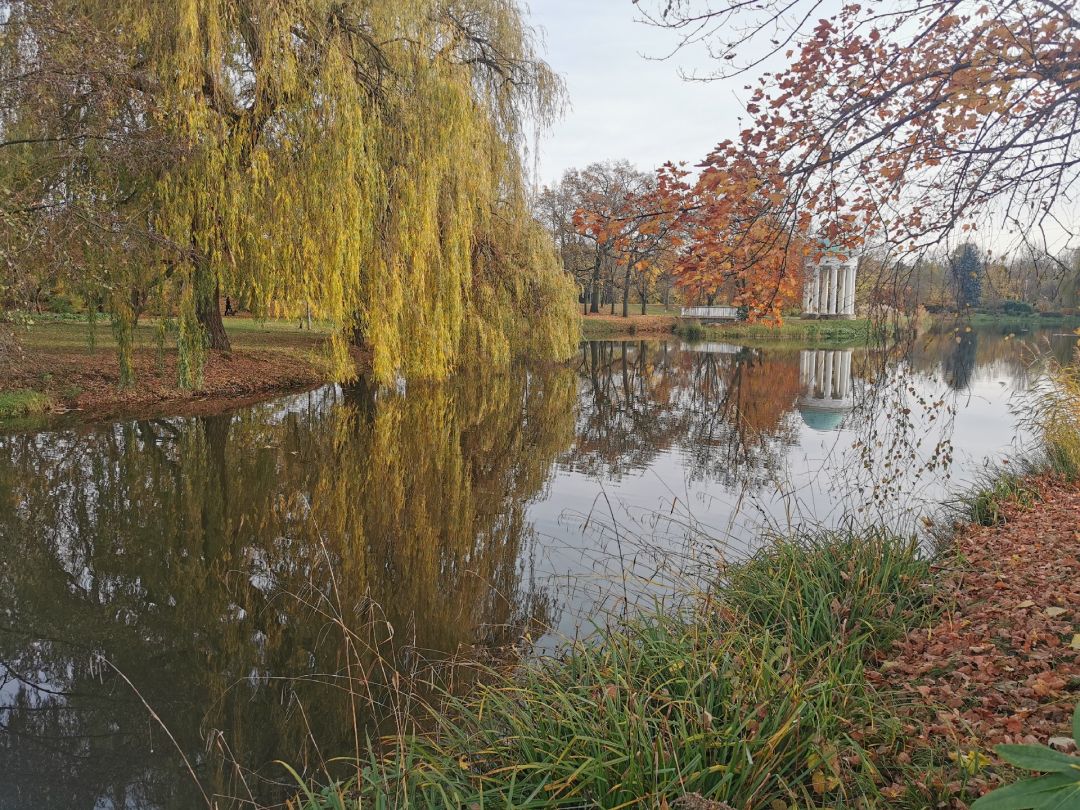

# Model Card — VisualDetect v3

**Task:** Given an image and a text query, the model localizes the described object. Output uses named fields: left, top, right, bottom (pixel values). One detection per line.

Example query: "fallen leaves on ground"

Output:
left=868, top=476, right=1080, bottom=799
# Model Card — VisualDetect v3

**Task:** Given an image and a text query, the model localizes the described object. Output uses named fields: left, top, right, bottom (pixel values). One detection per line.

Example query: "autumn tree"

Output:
left=0, top=0, right=578, bottom=386
left=613, top=182, right=684, bottom=317
left=535, top=175, right=596, bottom=313
left=642, top=0, right=1080, bottom=310
left=568, top=161, right=688, bottom=317
left=561, top=161, right=652, bottom=313
left=662, top=158, right=808, bottom=317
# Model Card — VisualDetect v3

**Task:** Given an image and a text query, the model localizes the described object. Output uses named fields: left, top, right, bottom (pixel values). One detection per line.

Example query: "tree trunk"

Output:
left=200, top=414, right=231, bottom=557
left=590, top=257, right=601, bottom=313
left=622, top=266, right=631, bottom=317
left=196, top=276, right=231, bottom=351
left=351, top=316, right=366, bottom=347
left=640, top=290, right=647, bottom=316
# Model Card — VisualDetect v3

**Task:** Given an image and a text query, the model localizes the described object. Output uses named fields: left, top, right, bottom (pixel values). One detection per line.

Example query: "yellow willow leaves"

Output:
left=1, top=0, right=578, bottom=386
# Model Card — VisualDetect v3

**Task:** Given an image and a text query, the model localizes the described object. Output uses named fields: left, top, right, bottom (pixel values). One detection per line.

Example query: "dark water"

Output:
left=0, top=327, right=1075, bottom=808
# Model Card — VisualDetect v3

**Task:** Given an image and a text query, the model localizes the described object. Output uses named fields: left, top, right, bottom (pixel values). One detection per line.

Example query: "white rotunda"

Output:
left=803, top=252, right=857, bottom=319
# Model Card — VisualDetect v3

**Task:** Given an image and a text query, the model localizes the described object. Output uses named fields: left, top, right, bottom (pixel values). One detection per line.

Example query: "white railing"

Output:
left=680, top=306, right=739, bottom=319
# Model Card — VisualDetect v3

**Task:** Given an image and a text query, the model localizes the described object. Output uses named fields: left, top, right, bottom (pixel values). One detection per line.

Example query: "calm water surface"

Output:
left=0, top=327, right=1074, bottom=808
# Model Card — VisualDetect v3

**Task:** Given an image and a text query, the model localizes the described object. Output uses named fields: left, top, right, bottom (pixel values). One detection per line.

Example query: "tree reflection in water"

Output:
left=0, top=368, right=576, bottom=809
left=0, top=328, right=1068, bottom=809
left=571, top=340, right=803, bottom=489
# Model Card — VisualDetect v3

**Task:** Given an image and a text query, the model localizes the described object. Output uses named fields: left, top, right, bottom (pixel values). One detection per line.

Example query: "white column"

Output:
left=812, top=268, right=821, bottom=315
left=803, top=270, right=813, bottom=313
left=828, top=264, right=838, bottom=315
left=823, top=350, right=835, bottom=398
left=837, top=266, right=848, bottom=316
left=840, top=351, right=851, bottom=397
left=836, top=264, right=846, bottom=316
left=815, top=350, right=825, bottom=397
left=825, top=266, right=833, bottom=317
left=845, top=263, right=857, bottom=315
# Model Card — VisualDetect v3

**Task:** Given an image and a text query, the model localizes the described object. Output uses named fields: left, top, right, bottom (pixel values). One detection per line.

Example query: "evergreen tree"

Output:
left=950, top=243, right=983, bottom=310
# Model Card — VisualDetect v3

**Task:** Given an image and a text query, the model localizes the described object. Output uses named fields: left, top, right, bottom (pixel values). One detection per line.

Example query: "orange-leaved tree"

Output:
left=661, top=155, right=819, bottom=319
left=642, top=0, right=1080, bottom=307
left=572, top=162, right=685, bottom=316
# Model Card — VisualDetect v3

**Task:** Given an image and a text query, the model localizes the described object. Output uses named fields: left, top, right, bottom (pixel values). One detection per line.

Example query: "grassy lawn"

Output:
left=1, top=315, right=336, bottom=418
left=11, top=313, right=329, bottom=353
left=684, top=316, right=874, bottom=345
left=953, top=312, right=1080, bottom=330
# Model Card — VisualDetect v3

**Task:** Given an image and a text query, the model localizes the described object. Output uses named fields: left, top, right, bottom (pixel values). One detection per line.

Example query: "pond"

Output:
left=1, top=326, right=1075, bottom=809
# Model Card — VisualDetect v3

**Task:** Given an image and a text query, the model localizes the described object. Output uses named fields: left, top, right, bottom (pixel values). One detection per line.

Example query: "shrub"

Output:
left=1001, top=301, right=1035, bottom=316
left=676, top=322, right=707, bottom=341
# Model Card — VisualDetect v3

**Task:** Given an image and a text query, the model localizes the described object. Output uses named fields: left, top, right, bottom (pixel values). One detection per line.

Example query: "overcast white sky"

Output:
left=526, top=0, right=746, bottom=187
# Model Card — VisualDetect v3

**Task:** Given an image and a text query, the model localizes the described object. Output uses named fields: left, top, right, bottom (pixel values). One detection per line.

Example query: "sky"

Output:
left=525, top=0, right=746, bottom=187
left=525, top=1, right=1076, bottom=254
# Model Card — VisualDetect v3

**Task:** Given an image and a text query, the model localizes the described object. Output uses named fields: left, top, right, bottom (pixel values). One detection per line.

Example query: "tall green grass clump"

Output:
left=957, top=472, right=1041, bottom=527
left=0, top=389, right=50, bottom=419
left=1008, top=343, right=1080, bottom=480
left=292, top=532, right=933, bottom=809
left=675, top=321, right=708, bottom=341
left=1039, top=356, right=1080, bottom=478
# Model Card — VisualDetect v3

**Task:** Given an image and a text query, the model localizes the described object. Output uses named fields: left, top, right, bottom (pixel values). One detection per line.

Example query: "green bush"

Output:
left=1001, top=301, right=1034, bottom=317
left=675, top=322, right=707, bottom=341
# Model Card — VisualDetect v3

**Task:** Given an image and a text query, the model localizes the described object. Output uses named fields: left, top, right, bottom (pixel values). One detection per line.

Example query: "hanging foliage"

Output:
left=0, top=0, right=578, bottom=386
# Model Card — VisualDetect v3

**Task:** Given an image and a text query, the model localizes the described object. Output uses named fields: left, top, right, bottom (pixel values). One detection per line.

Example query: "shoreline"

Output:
left=286, top=353, right=1080, bottom=808
left=580, top=311, right=876, bottom=345
left=0, top=316, right=362, bottom=424
left=292, top=470, right=1080, bottom=809
left=3, top=311, right=1076, bottom=424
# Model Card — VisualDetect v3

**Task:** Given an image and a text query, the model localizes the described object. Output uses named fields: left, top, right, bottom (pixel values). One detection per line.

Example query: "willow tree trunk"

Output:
left=196, top=276, right=231, bottom=352
left=622, top=265, right=631, bottom=318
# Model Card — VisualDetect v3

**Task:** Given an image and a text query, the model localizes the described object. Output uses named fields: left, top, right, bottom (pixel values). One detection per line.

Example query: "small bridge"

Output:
left=679, top=306, right=740, bottom=322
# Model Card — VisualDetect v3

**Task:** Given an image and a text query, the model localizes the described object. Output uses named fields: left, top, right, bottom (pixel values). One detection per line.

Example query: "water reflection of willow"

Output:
left=0, top=366, right=577, bottom=809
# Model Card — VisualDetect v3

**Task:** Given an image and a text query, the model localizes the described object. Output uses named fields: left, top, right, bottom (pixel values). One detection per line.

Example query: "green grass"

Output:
left=580, top=318, right=668, bottom=339
left=578, top=315, right=874, bottom=345
left=950, top=312, right=1080, bottom=330
left=290, top=531, right=949, bottom=809
left=1029, top=355, right=1080, bottom=479
left=954, top=472, right=1042, bottom=527
left=676, top=318, right=874, bottom=347
left=6, top=313, right=328, bottom=356
left=0, top=389, right=51, bottom=419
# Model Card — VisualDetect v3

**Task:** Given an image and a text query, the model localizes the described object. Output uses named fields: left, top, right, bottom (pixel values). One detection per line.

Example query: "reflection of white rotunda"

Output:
left=803, top=253, right=857, bottom=319
left=798, top=349, right=854, bottom=431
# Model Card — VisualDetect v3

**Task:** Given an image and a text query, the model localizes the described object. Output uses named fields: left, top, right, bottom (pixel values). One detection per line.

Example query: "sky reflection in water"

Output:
left=0, top=327, right=1073, bottom=809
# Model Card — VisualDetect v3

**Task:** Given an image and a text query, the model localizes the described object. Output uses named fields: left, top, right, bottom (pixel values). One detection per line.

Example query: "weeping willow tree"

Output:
left=0, top=0, right=578, bottom=386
